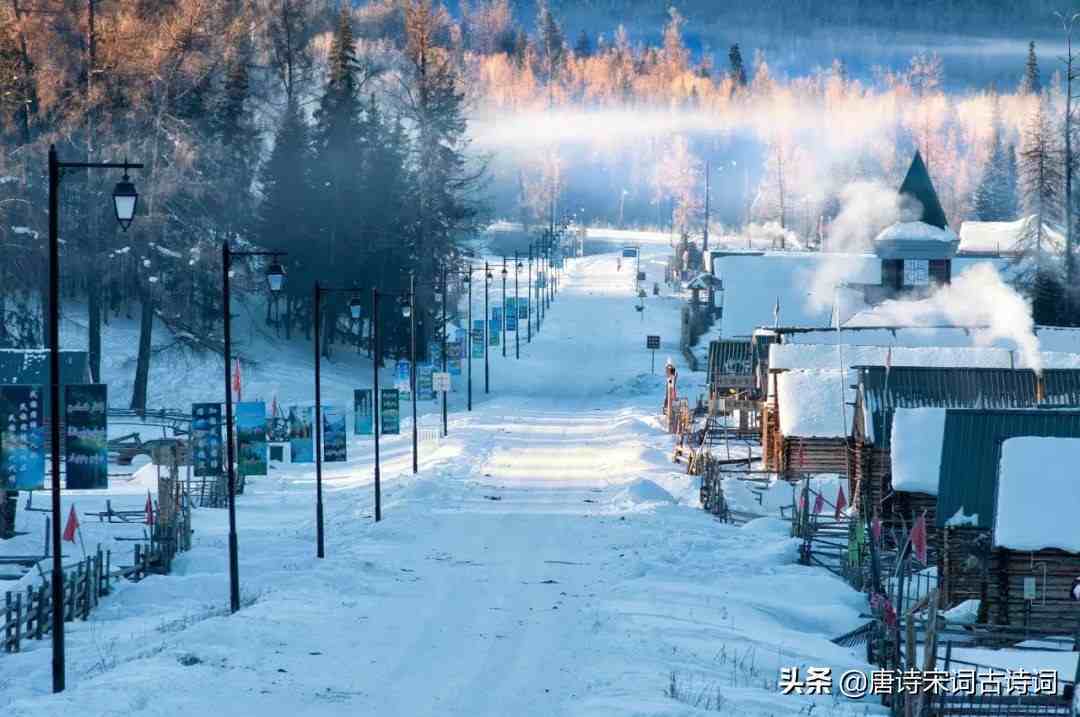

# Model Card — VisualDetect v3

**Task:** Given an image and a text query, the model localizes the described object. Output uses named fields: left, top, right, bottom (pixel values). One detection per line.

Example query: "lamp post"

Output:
left=484, top=262, right=491, bottom=394
left=47, top=144, right=142, bottom=694
left=439, top=267, right=448, bottom=437
left=371, top=288, right=382, bottom=522
left=501, top=258, right=508, bottom=358
left=514, top=251, right=521, bottom=359
left=464, top=268, right=474, bottom=410
left=527, top=244, right=533, bottom=343
left=313, top=284, right=363, bottom=558
left=408, top=274, right=417, bottom=475
left=223, top=245, right=286, bottom=613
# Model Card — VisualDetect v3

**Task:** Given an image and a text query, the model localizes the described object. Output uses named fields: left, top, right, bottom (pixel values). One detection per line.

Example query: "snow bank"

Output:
left=716, top=252, right=879, bottom=337
left=776, top=369, right=856, bottom=438
left=890, top=408, right=947, bottom=495
left=958, top=216, right=1030, bottom=254
left=943, top=599, right=981, bottom=625
left=995, top=437, right=1080, bottom=553
left=613, top=478, right=676, bottom=506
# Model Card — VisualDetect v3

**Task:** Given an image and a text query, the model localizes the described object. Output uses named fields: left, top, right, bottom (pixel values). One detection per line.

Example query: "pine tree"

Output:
left=536, top=2, right=564, bottom=89
left=972, top=101, right=1019, bottom=221
left=1019, top=95, right=1063, bottom=255
left=1020, top=41, right=1042, bottom=95
left=1033, top=267, right=1065, bottom=325
left=574, top=29, right=592, bottom=58
left=728, top=44, right=747, bottom=87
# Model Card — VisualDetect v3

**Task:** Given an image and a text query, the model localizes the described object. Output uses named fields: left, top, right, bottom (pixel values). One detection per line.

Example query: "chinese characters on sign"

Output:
left=1, top=385, right=44, bottom=490
left=64, top=384, right=108, bottom=489
left=777, top=667, right=1061, bottom=699
left=380, top=389, right=400, bottom=435
left=192, top=402, right=223, bottom=477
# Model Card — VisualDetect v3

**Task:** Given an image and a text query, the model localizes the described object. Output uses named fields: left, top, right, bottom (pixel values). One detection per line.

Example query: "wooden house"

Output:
left=932, top=409, right=1080, bottom=630
left=705, top=339, right=754, bottom=399
left=764, top=368, right=855, bottom=476
left=849, top=366, right=1080, bottom=525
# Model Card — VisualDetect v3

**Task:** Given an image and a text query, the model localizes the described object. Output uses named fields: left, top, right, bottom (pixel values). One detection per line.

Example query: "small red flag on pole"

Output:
left=232, top=357, right=243, bottom=402
left=62, top=505, right=79, bottom=543
left=834, top=486, right=847, bottom=519
left=813, top=491, right=825, bottom=514
left=145, top=492, right=154, bottom=527
left=911, top=512, right=928, bottom=565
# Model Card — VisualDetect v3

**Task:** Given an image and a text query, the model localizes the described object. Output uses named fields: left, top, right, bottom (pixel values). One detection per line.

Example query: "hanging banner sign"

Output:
left=289, top=406, right=314, bottom=463
left=418, top=364, right=435, bottom=400
left=323, top=406, right=347, bottom=462
left=64, top=384, right=108, bottom=490
left=448, top=337, right=463, bottom=376
left=192, top=402, right=223, bottom=477
left=472, top=320, right=485, bottom=358
left=236, top=401, right=267, bottom=477
left=354, top=389, right=374, bottom=435
left=395, top=360, right=411, bottom=395
left=517, top=298, right=529, bottom=320
left=489, top=318, right=501, bottom=346
left=433, top=372, right=451, bottom=393
left=380, top=389, right=400, bottom=435
left=505, top=298, right=518, bottom=332
left=1, top=385, right=44, bottom=491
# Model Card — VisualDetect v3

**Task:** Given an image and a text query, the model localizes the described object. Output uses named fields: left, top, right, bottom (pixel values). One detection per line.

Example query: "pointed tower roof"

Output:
left=898, top=150, right=948, bottom=229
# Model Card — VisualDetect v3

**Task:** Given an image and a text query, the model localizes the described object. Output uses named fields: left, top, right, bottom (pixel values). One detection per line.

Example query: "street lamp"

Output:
left=514, top=252, right=521, bottom=360
left=462, top=269, right=474, bottom=410
left=484, top=263, right=492, bottom=394
left=527, top=244, right=533, bottom=343
left=222, top=244, right=286, bottom=613
left=47, top=145, right=143, bottom=694
left=501, top=259, right=508, bottom=357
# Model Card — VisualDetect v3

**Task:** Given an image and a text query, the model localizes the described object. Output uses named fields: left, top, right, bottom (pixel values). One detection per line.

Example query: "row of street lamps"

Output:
left=43, top=141, right=567, bottom=693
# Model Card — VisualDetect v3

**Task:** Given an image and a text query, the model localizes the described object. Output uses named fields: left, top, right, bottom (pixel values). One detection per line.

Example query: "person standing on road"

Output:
left=664, top=359, right=678, bottom=415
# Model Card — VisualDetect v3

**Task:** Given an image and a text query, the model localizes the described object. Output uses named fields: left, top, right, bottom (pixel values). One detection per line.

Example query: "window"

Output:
left=903, top=259, right=929, bottom=286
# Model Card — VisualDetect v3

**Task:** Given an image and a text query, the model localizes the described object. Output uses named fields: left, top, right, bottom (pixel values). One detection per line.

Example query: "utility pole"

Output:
left=484, top=262, right=490, bottom=394
left=527, top=244, right=533, bottom=343
left=704, top=158, right=710, bottom=254
left=514, top=251, right=520, bottom=359
left=501, top=256, right=507, bottom=357
left=441, top=266, right=448, bottom=437
left=409, top=272, right=417, bottom=475
left=372, top=288, right=382, bottom=522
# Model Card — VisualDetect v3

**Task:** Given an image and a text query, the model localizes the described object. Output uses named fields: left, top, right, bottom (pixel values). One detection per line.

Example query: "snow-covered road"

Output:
left=3, top=248, right=880, bottom=716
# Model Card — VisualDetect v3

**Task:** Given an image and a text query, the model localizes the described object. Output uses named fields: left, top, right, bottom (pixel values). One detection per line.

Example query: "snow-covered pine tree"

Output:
left=972, top=99, right=1019, bottom=221
left=1020, top=40, right=1042, bottom=95
left=729, top=44, right=747, bottom=88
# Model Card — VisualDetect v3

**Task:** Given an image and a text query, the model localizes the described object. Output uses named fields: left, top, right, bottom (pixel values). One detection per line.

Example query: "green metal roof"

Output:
left=936, top=408, right=1080, bottom=530
left=856, top=366, right=1080, bottom=449
left=0, top=350, right=91, bottom=416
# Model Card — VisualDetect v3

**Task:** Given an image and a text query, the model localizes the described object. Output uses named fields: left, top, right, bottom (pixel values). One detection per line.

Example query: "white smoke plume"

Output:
left=851, top=263, right=1043, bottom=373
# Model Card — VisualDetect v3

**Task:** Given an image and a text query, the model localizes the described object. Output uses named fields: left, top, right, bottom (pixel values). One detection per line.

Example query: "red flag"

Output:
left=813, top=491, right=825, bottom=514
left=834, top=486, right=847, bottom=519
left=62, top=505, right=79, bottom=543
left=145, top=492, right=154, bottom=526
left=232, top=357, right=243, bottom=401
left=911, top=512, right=928, bottom=565
left=871, top=514, right=882, bottom=543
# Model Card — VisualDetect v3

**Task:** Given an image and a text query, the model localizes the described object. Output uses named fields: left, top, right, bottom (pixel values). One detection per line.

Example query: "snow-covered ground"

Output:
left=3, top=242, right=881, bottom=716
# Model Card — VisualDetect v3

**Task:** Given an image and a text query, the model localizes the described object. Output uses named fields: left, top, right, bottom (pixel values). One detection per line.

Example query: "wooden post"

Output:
left=35, top=585, right=45, bottom=638
left=13, top=591, right=21, bottom=652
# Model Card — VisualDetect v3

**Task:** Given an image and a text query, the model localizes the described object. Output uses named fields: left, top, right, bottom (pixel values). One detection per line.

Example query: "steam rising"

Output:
left=851, top=264, right=1043, bottom=373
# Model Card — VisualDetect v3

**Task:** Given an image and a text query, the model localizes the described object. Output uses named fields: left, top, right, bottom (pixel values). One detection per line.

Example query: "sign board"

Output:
left=288, top=406, right=314, bottom=463
left=1, top=385, right=43, bottom=490
left=1024, top=576, right=1037, bottom=601
left=447, top=337, right=463, bottom=375
left=433, top=372, right=451, bottom=393
left=489, top=318, right=500, bottom=346
left=472, top=320, right=485, bottom=358
left=517, top=298, right=529, bottom=320
left=380, top=389, right=400, bottom=435
left=418, top=364, right=435, bottom=400
left=322, top=406, right=347, bottom=462
left=715, top=375, right=755, bottom=389
left=622, top=246, right=638, bottom=258
left=505, top=298, right=518, bottom=332
left=64, top=384, right=108, bottom=489
left=192, top=402, right=223, bottom=477
left=637, top=271, right=646, bottom=281
left=354, top=389, right=374, bottom=435
left=236, top=401, right=267, bottom=477
left=717, top=399, right=761, bottom=413
left=395, top=360, right=411, bottom=395
left=646, top=335, right=660, bottom=350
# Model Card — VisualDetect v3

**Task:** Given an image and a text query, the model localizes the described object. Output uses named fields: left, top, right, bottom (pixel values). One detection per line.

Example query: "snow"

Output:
left=874, top=221, right=958, bottom=243
left=2, top=236, right=881, bottom=716
left=942, top=599, right=980, bottom=625
left=769, top=343, right=1080, bottom=372
left=715, top=252, right=880, bottom=337
left=890, top=408, right=946, bottom=495
left=957, top=215, right=1064, bottom=255
left=775, top=369, right=857, bottom=438
left=995, top=437, right=1080, bottom=553
left=945, top=507, right=979, bottom=528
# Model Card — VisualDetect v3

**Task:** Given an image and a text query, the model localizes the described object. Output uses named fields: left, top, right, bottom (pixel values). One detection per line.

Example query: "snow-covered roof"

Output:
left=957, top=216, right=1064, bottom=256
left=686, top=273, right=721, bottom=290
left=769, top=343, right=1080, bottom=372
left=995, top=436, right=1080, bottom=553
left=875, top=221, right=959, bottom=244
left=775, top=369, right=857, bottom=438
left=780, top=325, right=1080, bottom=353
left=890, top=408, right=947, bottom=495
left=715, top=252, right=880, bottom=337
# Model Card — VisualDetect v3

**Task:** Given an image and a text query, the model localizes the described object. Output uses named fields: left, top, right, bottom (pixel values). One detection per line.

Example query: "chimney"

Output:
left=1036, top=374, right=1045, bottom=404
